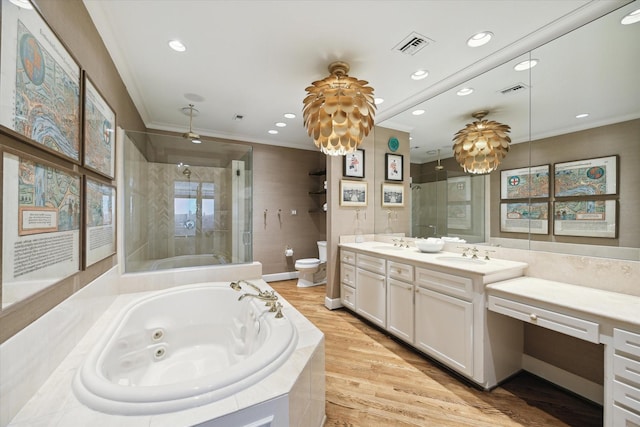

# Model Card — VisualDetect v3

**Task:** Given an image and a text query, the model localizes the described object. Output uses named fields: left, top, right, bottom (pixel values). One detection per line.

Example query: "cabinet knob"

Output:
left=530, top=313, right=537, bottom=321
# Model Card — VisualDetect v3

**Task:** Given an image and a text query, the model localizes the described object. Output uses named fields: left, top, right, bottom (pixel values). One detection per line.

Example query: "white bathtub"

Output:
left=72, top=282, right=297, bottom=415
left=149, top=254, right=227, bottom=270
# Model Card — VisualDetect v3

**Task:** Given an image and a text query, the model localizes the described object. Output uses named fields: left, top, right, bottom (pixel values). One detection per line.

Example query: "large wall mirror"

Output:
left=378, top=1, right=640, bottom=261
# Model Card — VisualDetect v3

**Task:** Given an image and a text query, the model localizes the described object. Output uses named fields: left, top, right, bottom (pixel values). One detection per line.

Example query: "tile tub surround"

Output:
left=6, top=281, right=325, bottom=427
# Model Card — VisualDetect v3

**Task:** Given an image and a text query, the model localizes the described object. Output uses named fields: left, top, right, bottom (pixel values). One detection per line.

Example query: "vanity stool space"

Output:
left=339, top=241, right=528, bottom=389
left=486, top=277, right=640, bottom=427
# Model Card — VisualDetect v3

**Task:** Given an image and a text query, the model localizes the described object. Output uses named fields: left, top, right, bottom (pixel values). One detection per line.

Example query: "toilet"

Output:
left=294, top=241, right=327, bottom=288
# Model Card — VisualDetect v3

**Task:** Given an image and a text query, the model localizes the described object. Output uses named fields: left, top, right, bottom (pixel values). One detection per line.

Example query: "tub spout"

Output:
left=230, top=280, right=279, bottom=305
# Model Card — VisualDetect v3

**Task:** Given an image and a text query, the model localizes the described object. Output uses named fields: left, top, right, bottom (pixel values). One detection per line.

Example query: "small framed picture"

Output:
left=340, top=180, right=367, bottom=207
left=382, top=183, right=404, bottom=207
left=385, top=153, right=403, bottom=181
left=343, top=149, right=365, bottom=178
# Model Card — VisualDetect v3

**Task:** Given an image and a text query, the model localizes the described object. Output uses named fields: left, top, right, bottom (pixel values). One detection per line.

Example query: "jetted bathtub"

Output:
left=73, top=282, right=297, bottom=415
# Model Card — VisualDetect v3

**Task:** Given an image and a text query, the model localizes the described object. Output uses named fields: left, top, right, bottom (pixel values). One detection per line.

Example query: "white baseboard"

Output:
left=522, top=354, right=603, bottom=405
left=262, top=271, right=298, bottom=282
left=324, top=296, right=342, bottom=310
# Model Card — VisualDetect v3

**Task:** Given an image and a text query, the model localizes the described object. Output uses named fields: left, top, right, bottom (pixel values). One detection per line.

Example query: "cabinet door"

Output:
left=387, top=278, right=414, bottom=343
left=415, top=286, right=473, bottom=377
left=356, top=268, right=386, bottom=328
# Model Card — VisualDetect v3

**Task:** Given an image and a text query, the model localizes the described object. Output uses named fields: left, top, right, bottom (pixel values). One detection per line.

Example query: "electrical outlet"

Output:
left=290, top=209, right=297, bottom=215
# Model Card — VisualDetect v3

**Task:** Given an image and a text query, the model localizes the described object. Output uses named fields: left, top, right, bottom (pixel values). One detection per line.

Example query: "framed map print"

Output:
left=554, top=156, right=618, bottom=197
left=501, top=165, right=550, bottom=200
left=0, top=0, right=81, bottom=163
left=83, top=74, right=116, bottom=179
left=84, top=177, right=116, bottom=267
left=553, top=199, right=617, bottom=238
left=500, top=202, right=549, bottom=234
left=2, top=151, right=80, bottom=306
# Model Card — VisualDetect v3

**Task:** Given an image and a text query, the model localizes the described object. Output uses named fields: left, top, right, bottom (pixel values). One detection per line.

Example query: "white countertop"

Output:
left=486, top=277, right=640, bottom=328
left=340, top=241, right=528, bottom=279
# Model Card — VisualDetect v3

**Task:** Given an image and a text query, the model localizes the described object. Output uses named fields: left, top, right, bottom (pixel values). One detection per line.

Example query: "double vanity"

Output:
left=338, top=240, right=640, bottom=426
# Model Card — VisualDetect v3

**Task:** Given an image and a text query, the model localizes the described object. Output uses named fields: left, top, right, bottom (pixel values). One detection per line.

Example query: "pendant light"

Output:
left=182, top=104, right=201, bottom=144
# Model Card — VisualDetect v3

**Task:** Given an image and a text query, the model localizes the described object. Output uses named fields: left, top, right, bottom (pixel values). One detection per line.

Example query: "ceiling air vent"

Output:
left=393, top=32, right=434, bottom=56
left=499, top=82, right=530, bottom=95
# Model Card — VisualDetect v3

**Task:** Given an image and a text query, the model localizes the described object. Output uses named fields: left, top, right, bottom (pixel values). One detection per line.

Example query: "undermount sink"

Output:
left=436, top=256, right=486, bottom=265
left=372, top=245, right=406, bottom=251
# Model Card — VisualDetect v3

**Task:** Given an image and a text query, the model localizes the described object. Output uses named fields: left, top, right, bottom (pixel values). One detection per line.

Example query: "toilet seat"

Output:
left=295, top=258, right=320, bottom=267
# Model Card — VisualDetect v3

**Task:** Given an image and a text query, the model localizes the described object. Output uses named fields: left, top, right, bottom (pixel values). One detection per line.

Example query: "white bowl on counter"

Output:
left=415, top=238, right=445, bottom=253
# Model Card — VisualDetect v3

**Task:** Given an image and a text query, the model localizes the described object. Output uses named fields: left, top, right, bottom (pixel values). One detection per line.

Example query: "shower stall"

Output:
left=121, top=130, right=252, bottom=273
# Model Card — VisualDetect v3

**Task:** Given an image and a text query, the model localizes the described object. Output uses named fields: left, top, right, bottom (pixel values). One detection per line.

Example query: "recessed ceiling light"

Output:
left=576, top=113, right=590, bottom=119
left=275, top=122, right=286, bottom=127
left=621, top=8, right=640, bottom=25
left=168, top=40, right=186, bottom=52
left=374, top=98, right=384, bottom=105
left=268, top=129, right=278, bottom=135
left=411, top=70, right=429, bottom=80
left=9, top=0, right=32, bottom=9
left=412, top=109, right=425, bottom=116
left=457, top=87, right=474, bottom=96
left=284, top=113, right=296, bottom=119
left=467, top=31, right=493, bottom=47
left=514, top=59, right=538, bottom=71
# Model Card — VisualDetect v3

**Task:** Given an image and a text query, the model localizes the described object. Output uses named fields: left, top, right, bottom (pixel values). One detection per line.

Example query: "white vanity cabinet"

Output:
left=387, top=261, right=414, bottom=343
left=338, top=242, right=528, bottom=389
left=340, top=250, right=356, bottom=310
left=355, top=253, right=386, bottom=328
left=613, top=328, right=640, bottom=426
left=415, top=268, right=474, bottom=377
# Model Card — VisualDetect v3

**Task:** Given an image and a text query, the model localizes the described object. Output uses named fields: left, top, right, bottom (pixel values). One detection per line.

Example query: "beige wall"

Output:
left=490, top=119, right=640, bottom=248
left=252, top=144, right=326, bottom=274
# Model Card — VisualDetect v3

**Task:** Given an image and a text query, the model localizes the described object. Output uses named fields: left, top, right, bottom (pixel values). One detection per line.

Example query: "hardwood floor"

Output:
left=269, top=280, right=603, bottom=427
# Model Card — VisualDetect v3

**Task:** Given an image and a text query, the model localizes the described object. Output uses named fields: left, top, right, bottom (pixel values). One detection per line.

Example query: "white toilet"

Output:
left=294, top=241, right=327, bottom=288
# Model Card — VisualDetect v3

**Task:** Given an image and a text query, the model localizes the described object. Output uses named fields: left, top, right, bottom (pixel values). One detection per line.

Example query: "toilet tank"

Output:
left=317, top=241, right=327, bottom=262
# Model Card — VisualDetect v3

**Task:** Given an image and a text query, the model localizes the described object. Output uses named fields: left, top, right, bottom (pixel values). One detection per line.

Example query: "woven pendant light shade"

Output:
left=303, top=61, right=376, bottom=156
left=452, top=110, right=511, bottom=174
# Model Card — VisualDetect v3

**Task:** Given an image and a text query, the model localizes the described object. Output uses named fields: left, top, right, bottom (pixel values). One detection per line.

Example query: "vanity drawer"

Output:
left=415, top=267, right=473, bottom=300
left=487, top=296, right=600, bottom=343
left=341, top=263, right=356, bottom=287
left=615, top=354, right=640, bottom=387
left=388, top=260, right=414, bottom=283
left=613, top=379, right=640, bottom=413
left=613, top=404, right=640, bottom=427
left=615, top=329, right=640, bottom=359
left=341, top=283, right=356, bottom=311
left=341, top=250, right=356, bottom=265
left=356, top=253, right=386, bottom=275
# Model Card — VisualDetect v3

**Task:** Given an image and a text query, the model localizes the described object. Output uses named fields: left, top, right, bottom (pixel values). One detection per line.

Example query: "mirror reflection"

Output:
left=380, top=2, right=640, bottom=261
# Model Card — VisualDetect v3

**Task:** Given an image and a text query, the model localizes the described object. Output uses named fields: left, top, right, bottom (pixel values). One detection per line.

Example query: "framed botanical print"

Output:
left=385, top=153, right=403, bottom=181
left=343, top=149, right=365, bottom=178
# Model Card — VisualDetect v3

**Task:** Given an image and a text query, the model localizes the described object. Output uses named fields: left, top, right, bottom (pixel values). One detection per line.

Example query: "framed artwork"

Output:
left=84, top=177, right=116, bottom=268
left=382, top=183, right=404, bottom=207
left=2, top=151, right=81, bottom=291
left=83, top=73, right=116, bottom=179
left=553, top=199, right=617, bottom=238
left=340, top=180, right=367, bottom=207
left=501, top=164, right=550, bottom=200
left=500, top=202, right=549, bottom=234
left=343, top=149, right=365, bottom=178
left=0, top=0, right=81, bottom=163
left=385, top=153, right=403, bottom=181
left=554, top=155, right=618, bottom=197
